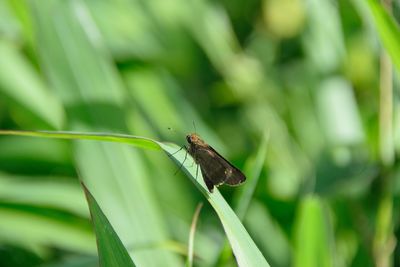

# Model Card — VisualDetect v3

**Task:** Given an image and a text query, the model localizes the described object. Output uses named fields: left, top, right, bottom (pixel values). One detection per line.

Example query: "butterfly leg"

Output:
left=195, top=164, right=199, bottom=180
left=174, top=147, right=188, bottom=175
left=169, top=145, right=185, bottom=156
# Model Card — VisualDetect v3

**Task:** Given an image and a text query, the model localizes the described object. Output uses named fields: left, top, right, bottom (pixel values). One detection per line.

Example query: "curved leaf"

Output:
left=160, top=142, right=270, bottom=267
left=0, top=130, right=270, bottom=267
left=83, top=184, right=136, bottom=267
left=364, top=0, right=400, bottom=74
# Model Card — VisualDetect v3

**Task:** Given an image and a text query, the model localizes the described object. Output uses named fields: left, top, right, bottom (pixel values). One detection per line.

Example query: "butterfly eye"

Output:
left=186, top=135, right=191, bottom=143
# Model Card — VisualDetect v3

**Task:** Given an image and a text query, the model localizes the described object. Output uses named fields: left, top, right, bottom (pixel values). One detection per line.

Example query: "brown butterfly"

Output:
left=185, top=133, right=246, bottom=193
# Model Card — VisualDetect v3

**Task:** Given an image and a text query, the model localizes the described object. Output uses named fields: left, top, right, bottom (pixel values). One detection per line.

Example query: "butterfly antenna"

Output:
left=192, top=121, right=197, bottom=134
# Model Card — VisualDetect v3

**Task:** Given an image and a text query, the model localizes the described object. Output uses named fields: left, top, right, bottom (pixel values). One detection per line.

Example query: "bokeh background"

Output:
left=0, top=0, right=399, bottom=266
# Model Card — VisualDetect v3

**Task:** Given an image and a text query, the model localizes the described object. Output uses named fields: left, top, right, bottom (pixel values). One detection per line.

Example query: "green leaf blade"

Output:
left=294, top=196, right=333, bottom=267
left=364, top=0, right=400, bottom=74
left=0, top=129, right=270, bottom=267
left=83, top=184, right=136, bottom=267
left=160, top=142, right=271, bottom=267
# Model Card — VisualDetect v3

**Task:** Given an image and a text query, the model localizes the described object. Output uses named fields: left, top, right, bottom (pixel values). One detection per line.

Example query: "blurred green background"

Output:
left=0, top=0, right=399, bottom=266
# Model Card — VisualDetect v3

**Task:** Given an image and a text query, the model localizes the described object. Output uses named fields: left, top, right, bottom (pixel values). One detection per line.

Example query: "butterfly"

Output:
left=185, top=133, right=246, bottom=193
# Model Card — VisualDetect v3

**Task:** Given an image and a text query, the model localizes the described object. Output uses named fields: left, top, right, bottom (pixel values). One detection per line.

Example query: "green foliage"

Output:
left=0, top=0, right=399, bottom=266
left=0, top=130, right=271, bottom=266
left=365, top=0, right=400, bottom=74
left=83, top=185, right=136, bottom=267
left=293, top=197, right=333, bottom=267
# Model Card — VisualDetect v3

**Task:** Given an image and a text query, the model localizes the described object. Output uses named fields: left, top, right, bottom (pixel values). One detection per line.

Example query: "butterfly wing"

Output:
left=196, top=146, right=246, bottom=190
left=208, top=146, right=246, bottom=186
left=196, top=148, right=228, bottom=187
left=200, top=165, right=216, bottom=192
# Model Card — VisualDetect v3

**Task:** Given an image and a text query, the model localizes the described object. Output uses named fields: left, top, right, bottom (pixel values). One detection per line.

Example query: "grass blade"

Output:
left=0, top=130, right=160, bottom=150
left=235, top=132, right=269, bottom=219
left=293, top=196, right=333, bottom=267
left=30, top=1, right=184, bottom=263
left=0, top=40, right=64, bottom=129
left=82, top=184, right=136, bottom=267
left=216, top=133, right=269, bottom=265
left=160, top=142, right=271, bottom=267
left=0, top=173, right=87, bottom=217
left=187, top=203, right=203, bottom=267
left=0, top=130, right=270, bottom=267
left=364, top=0, right=400, bottom=74
left=0, top=208, right=95, bottom=254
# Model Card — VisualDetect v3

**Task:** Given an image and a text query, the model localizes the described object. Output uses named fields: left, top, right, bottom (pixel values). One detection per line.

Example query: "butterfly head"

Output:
left=186, top=133, right=205, bottom=146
